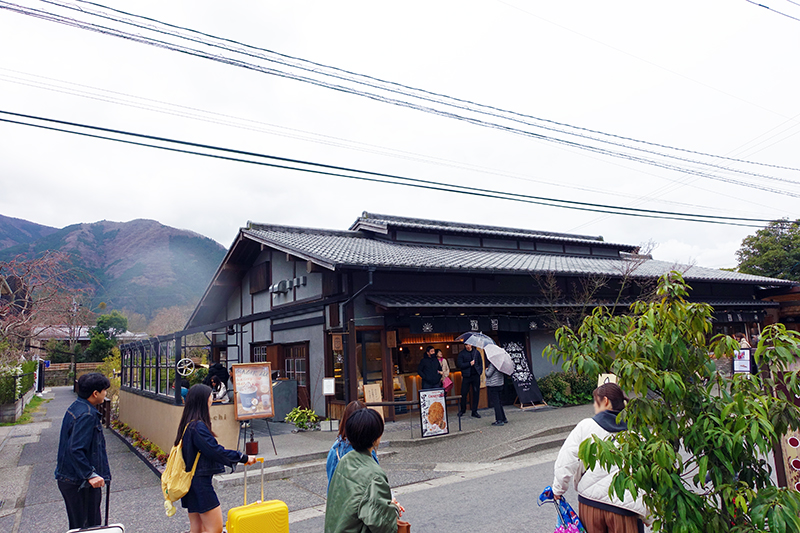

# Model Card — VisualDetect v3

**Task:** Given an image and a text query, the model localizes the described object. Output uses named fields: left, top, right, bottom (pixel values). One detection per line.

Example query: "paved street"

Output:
left=6, top=387, right=596, bottom=532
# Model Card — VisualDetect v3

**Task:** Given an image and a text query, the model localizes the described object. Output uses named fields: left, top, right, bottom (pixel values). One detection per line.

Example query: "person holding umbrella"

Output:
left=457, top=344, right=483, bottom=418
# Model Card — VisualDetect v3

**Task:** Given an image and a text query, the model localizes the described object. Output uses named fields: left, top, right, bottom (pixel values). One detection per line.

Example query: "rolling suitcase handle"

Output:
left=104, top=481, right=110, bottom=527
left=242, top=457, right=265, bottom=506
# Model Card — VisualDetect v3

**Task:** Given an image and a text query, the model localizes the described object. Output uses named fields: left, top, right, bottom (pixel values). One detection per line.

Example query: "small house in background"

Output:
left=120, top=211, right=795, bottom=424
left=28, top=325, right=149, bottom=353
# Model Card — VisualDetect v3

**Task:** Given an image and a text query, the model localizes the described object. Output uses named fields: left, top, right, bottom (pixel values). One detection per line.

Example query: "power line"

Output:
left=64, top=0, right=800, bottom=174
left=744, top=0, right=800, bottom=22
left=0, top=67, right=770, bottom=217
left=0, top=109, right=777, bottom=227
left=7, top=0, right=800, bottom=188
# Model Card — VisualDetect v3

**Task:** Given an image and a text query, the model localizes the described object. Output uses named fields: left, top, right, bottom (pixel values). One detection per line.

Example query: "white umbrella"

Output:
left=484, top=344, right=515, bottom=375
left=455, top=332, right=496, bottom=349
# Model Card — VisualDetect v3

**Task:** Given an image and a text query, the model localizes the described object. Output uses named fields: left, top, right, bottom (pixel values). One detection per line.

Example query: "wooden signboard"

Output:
left=363, top=383, right=384, bottom=420
left=332, top=334, right=343, bottom=352
left=231, top=362, right=275, bottom=421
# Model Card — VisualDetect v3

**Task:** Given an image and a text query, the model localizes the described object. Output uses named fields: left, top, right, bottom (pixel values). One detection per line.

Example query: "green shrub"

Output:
left=188, top=367, right=207, bottom=386
left=538, top=371, right=595, bottom=406
left=285, top=407, right=320, bottom=430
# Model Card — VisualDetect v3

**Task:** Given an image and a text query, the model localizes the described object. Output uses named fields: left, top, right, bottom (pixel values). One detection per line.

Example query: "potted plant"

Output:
left=284, top=407, right=321, bottom=431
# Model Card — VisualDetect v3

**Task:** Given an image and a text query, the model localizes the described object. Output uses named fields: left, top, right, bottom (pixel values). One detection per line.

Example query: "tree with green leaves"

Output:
left=545, top=272, right=800, bottom=532
left=85, top=311, right=128, bottom=362
left=736, top=219, right=800, bottom=281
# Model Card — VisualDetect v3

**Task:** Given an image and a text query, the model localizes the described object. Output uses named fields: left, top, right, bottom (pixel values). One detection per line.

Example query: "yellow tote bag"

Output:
left=161, top=427, right=201, bottom=517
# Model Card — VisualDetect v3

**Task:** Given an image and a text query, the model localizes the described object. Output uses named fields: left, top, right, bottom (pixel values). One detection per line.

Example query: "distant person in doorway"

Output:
left=436, top=349, right=452, bottom=395
left=734, top=333, right=751, bottom=349
left=552, top=383, right=650, bottom=533
left=326, top=400, right=379, bottom=488
left=55, top=373, right=112, bottom=530
left=485, top=360, right=507, bottom=426
left=210, top=375, right=229, bottom=403
left=457, top=344, right=483, bottom=418
left=417, top=345, right=442, bottom=389
left=176, top=385, right=256, bottom=533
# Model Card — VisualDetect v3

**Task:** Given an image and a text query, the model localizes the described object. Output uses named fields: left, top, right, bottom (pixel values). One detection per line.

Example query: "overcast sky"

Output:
left=1, top=0, right=799, bottom=268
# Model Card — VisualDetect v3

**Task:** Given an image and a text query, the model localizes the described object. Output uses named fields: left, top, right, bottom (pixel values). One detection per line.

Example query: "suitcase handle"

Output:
left=242, top=458, right=265, bottom=506
left=105, top=480, right=110, bottom=527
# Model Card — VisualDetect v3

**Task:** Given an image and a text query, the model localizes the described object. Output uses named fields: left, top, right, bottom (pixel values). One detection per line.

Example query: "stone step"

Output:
left=212, top=450, right=396, bottom=488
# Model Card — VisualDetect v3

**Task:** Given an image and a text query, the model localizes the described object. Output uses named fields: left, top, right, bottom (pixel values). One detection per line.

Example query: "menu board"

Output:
left=733, top=349, right=751, bottom=373
left=503, top=340, right=543, bottom=405
left=231, top=363, right=275, bottom=420
left=419, top=388, right=449, bottom=438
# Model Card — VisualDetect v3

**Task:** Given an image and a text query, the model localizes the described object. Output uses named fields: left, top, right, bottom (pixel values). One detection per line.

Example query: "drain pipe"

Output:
left=340, top=269, right=374, bottom=403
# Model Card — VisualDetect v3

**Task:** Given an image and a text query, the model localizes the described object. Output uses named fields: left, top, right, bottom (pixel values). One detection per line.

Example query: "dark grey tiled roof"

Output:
left=243, top=225, right=794, bottom=286
left=367, top=294, right=779, bottom=309
left=350, top=211, right=635, bottom=250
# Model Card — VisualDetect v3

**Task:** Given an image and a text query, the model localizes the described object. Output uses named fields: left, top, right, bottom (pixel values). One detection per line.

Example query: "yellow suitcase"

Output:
left=226, top=458, right=289, bottom=533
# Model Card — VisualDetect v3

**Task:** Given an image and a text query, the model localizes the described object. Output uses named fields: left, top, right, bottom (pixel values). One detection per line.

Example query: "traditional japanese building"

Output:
left=121, top=211, right=795, bottom=423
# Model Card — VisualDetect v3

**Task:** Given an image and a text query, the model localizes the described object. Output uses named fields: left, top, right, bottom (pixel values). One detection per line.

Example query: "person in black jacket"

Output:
left=417, top=345, right=443, bottom=389
left=54, top=373, right=112, bottom=530
left=457, top=344, right=484, bottom=418
left=176, top=385, right=256, bottom=533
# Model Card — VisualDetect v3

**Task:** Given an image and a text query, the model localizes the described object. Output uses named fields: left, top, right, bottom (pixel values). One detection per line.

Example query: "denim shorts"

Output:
left=181, top=475, right=220, bottom=514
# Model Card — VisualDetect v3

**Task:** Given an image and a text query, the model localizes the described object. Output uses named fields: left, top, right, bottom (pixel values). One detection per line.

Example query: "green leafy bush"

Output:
left=538, top=371, right=595, bottom=406
left=285, top=407, right=320, bottom=430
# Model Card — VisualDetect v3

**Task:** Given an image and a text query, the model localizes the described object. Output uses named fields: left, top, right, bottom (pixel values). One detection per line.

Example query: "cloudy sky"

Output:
left=1, top=0, right=799, bottom=268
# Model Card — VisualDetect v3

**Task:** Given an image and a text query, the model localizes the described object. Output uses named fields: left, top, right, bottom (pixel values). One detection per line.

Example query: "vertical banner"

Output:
left=775, top=368, right=800, bottom=490
left=231, top=363, right=275, bottom=420
left=419, top=388, right=449, bottom=438
left=502, top=338, right=543, bottom=405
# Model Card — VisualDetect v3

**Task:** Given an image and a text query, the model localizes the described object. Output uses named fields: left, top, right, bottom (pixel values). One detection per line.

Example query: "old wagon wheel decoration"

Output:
left=177, top=358, right=195, bottom=376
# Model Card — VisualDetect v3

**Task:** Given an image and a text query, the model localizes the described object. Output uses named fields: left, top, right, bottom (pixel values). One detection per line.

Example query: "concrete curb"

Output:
left=382, top=428, right=481, bottom=448
left=213, top=450, right=397, bottom=488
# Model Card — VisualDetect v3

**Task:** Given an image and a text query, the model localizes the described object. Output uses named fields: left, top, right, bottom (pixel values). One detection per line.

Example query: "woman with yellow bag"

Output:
left=174, top=385, right=256, bottom=533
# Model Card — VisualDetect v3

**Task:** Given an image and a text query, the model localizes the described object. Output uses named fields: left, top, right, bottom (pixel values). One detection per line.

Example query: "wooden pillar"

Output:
left=381, top=329, right=395, bottom=422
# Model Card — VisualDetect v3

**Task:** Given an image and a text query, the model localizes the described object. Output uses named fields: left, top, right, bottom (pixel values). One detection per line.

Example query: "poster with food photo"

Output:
left=419, top=388, right=448, bottom=438
left=232, top=362, right=275, bottom=420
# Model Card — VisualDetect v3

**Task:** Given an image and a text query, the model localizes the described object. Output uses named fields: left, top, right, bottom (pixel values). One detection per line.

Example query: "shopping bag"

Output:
left=538, top=486, right=587, bottom=533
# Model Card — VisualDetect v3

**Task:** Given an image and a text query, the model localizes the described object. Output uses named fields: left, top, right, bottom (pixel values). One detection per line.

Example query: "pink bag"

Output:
left=443, top=376, right=453, bottom=394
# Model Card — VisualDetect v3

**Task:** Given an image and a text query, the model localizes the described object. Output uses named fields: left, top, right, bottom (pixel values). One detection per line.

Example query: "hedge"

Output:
left=538, top=371, right=596, bottom=407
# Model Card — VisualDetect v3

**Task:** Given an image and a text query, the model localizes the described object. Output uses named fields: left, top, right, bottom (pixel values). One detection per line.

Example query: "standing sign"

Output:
left=733, top=349, right=751, bottom=373
left=502, top=340, right=544, bottom=406
left=419, top=388, right=449, bottom=438
left=774, top=368, right=800, bottom=491
left=363, top=383, right=384, bottom=420
left=231, top=363, right=275, bottom=421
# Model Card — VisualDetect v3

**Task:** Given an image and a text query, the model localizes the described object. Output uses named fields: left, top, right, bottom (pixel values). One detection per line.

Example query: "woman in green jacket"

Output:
left=325, top=409, right=403, bottom=533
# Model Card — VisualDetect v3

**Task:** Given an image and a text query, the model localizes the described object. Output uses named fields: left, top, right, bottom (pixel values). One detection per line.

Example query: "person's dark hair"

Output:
left=424, top=345, right=435, bottom=356
left=338, top=400, right=367, bottom=440
left=435, top=349, right=443, bottom=358
left=345, top=408, right=384, bottom=453
left=77, top=373, right=111, bottom=399
left=210, top=375, right=220, bottom=386
left=175, top=384, right=215, bottom=446
left=593, top=383, right=627, bottom=412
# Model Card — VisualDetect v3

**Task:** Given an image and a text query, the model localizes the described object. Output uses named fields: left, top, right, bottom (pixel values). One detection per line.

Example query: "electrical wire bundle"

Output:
left=1, top=0, right=799, bottom=202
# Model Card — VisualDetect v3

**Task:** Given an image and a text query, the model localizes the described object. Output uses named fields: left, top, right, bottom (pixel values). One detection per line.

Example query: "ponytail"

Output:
left=593, top=382, right=627, bottom=411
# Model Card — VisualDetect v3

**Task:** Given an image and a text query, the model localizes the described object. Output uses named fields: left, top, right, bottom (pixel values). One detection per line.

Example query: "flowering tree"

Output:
left=546, top=272, right=800, bottom=532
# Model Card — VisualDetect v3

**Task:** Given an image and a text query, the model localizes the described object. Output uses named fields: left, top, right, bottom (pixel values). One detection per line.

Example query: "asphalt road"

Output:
left=290, top=451, right=572, bottom=533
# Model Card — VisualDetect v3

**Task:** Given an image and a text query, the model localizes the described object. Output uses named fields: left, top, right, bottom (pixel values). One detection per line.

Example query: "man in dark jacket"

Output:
left=55, top=373, right=111, bottom=530
left=457, top=344, right=483, bottom=418
left=417, top=345, right=442, bottom=389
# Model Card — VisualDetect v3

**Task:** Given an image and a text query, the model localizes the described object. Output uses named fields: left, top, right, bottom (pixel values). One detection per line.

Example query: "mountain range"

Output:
left=0, top=215, right=226, bottom=320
